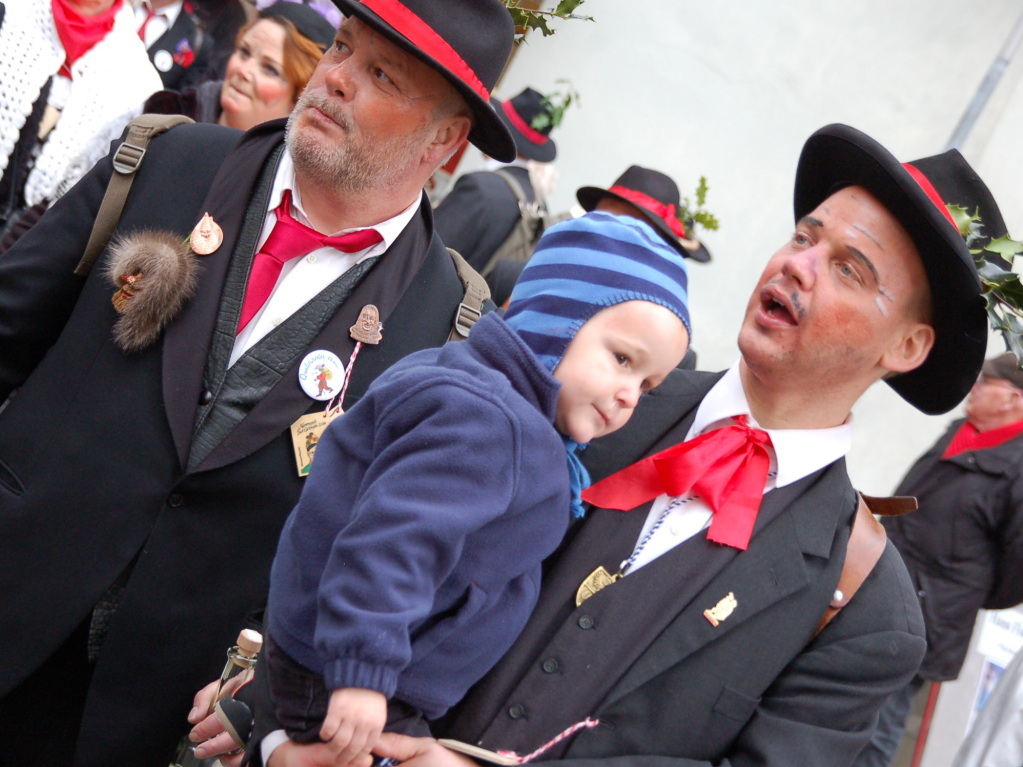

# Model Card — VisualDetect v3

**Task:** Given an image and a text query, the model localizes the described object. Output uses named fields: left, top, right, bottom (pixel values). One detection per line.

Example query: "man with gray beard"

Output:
left=0, top=1, right=516, bottom=765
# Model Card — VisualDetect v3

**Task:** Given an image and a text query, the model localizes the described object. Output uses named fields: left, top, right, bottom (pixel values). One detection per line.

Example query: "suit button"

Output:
left=168, top=493, right=184, bottom=507
left=542, top=658, right=559, bottom=674
left=917, top=589, right=926, bottom=598
left=578, top=615, right=594, bottom=630
left=967, top=456, right=976, bottom=464
left=200, top=390, right=213, bottom=405
left=508, top=704, right=526, bottom=720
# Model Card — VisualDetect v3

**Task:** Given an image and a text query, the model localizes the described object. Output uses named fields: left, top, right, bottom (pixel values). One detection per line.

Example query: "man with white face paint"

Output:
left=353, top=124, right=1000, bottom=767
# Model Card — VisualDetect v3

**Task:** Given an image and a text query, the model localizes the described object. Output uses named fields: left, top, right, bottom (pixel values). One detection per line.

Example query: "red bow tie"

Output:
left=237, top=190, right=383, bottom=332
left=581, top=415, right=773, bottom=550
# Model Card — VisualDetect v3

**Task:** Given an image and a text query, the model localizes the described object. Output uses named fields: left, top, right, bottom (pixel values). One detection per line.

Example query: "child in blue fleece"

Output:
left=265, top=211, right=693, bottom=761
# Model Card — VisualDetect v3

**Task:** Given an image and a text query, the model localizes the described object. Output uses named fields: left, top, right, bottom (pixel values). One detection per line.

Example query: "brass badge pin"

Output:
left=350, top=304, right=383, bottom=344
left=190, top=212, right=223, bottom=255
left=575, top=565, right=621, bottom=607
left=703, top=592, right=737, bottom=627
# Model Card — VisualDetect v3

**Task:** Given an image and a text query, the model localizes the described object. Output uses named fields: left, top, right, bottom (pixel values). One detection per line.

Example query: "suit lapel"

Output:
left=190, top=203, right=452, bottom=474
left=598, top=462, right=855, bottom=709
left=161, top=121, right=287, bottom=470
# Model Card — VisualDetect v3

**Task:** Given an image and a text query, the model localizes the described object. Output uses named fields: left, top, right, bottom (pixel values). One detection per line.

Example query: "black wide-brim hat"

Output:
left=261, top=2, right=337, bottom=50
left=795, top=124, right=990, bottom=415
left=332, top=0, right=516, bottom=162
left=493, top=87, right=557, bottom=163
left=577, top=165, right=713, bottom=263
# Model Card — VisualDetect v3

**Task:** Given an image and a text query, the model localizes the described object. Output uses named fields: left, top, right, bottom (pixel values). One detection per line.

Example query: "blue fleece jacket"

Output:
left=267, top=312, right=570, bottom=719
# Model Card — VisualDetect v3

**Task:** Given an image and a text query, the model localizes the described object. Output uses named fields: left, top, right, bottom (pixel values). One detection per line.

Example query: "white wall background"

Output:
left=464, top=0, right=1023, bottom=495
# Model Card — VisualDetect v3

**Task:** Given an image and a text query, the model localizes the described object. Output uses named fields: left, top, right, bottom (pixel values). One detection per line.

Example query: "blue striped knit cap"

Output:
left=504, top=211, right=692, bottom=372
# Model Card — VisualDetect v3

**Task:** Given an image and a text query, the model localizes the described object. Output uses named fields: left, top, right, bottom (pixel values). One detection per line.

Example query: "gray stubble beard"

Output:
left=285, top=91, right=430, bottom=194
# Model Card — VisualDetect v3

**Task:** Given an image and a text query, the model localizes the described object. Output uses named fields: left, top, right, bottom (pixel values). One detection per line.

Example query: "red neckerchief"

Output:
left=51, top=0, right=124, bottom=77
left=942, top=418, right=1023, bottom=459
left=581, top=415, right=772, bottom=551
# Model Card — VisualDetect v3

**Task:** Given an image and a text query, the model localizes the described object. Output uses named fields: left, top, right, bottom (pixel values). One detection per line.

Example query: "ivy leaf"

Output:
left=554, top=0, right=586, bottom=14
left=503, top=1, right=593, bottom=42
left=946, top=203, right=979, bottom=237
left=695, top=176, right=709, bottom=207
left=525, top=13, right=554, bottom=36
left=693, top=211, right=719, bottom=231
left=678, top=176, right=720, bottom=235
left=985, top=234, right=1023, bottom=261
left=530, top=80, right=580, bottom=131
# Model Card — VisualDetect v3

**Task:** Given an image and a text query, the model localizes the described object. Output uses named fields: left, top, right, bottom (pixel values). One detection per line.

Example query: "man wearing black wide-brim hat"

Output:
left=433, top=86, right=563, bottom=304
left=0, top=0, right=517, bottom=764
left=358, top=124, right=999, bottom=767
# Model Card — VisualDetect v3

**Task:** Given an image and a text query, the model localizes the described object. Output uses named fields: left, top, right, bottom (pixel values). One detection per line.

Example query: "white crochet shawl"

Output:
left=0, top=0, right=164, bottom=207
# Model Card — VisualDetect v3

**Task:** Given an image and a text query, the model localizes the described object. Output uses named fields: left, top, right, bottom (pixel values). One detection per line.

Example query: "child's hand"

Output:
left=320, top=687, right=387, bottom=766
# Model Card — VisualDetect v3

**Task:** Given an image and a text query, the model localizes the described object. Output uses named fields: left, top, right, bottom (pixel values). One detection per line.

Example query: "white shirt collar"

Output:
left=268, top=151, right=421, bottom=253
left=137, top=0, right=183, bottom=28
left=687, top=361, right=854, bottom=488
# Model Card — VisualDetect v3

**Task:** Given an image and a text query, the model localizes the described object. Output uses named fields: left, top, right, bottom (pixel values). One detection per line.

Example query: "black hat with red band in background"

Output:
left=332, top=0, right=516, bottom=162
left=493, top=87, right=557, bottom=163
left=795, top=123, right=996, bottom=415
left=576, top=165, right=713, bottom=263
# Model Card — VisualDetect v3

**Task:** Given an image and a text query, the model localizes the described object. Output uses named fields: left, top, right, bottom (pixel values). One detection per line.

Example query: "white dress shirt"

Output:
left=134, top=0, right=182, bottom=48
left=229, top=151, right=420, bottom=367
left=623, top=362, right=854, bottom=574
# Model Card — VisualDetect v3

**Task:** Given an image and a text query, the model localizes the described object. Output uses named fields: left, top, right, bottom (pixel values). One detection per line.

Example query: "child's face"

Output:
left=553, top=301, right=690, bottom=444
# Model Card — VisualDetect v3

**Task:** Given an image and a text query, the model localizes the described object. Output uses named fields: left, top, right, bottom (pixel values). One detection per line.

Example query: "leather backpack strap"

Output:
left=74, top=113, right=196, bottom=277
left=446, top=247, right=490, bottom=341
left=482, top=169, right=543, bottom=277
left=813, top=493, right=917, bottom=638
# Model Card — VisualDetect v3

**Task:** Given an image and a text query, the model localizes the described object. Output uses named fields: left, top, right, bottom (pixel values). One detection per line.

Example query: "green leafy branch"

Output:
left=949, top=203, right=1023, bottom=362
left=678, top=176, right=721, bottom=237
left=529, top=79, right=579, bottom=132
left=504, top=0, right=593, bottom=42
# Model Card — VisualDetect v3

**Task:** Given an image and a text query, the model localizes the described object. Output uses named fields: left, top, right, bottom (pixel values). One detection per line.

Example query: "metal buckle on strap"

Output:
left=112, top=141, right=146, bottom=174
left=453, top=301, right=481, bottom=338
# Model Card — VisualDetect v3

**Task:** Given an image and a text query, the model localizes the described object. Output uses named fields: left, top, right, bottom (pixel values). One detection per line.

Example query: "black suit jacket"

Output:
left=432, top=167, right=534, bottom=274
left=884, top=420, right=1023, bottom=681
left=147, top=2, right=213, bottom=90
left=437, top=369, right=927, bottom=767
left=0, top=120, right=467, bottom=766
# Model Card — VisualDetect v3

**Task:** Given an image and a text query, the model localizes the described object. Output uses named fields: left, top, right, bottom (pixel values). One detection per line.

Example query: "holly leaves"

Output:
left=504, top=1, right=593, bottom=41
left=948, top=203, right=1023, bottom=364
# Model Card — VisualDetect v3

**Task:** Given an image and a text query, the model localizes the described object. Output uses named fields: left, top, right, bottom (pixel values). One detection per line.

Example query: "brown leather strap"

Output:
left=446, top=247, right=490, bottom=341
left=74, top=113, right=195, bottom=277
left=813, top=492, right=916, bottom=638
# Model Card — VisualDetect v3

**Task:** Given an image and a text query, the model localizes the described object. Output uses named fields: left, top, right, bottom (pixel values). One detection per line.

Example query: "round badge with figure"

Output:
left=298, top=350, right=345, bottom=401
left=153, top=49, right=174, bottom=73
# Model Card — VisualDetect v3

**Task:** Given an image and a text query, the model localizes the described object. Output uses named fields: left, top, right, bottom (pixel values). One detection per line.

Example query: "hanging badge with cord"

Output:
left=289, top=305, right=383, bottom=477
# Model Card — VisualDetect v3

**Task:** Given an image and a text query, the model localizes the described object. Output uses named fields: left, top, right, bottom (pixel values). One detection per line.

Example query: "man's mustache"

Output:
left=297, top=92, right=351, bottom=132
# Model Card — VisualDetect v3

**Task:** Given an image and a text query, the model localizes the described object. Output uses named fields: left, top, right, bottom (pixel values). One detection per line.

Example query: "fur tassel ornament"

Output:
left=106, top=230, right=199, bottom=352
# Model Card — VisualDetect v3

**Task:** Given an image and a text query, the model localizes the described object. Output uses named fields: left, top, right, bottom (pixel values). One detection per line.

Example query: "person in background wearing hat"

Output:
left=577, top=164, right=713, bottom=369
left=432, top=86, right=561, bottom=304
left=253, top=211, right=691, bottom=766
left=579, top=164, right=713, bottom=265
left=0, top=0, right=517, bottom=764
left=853, top=351, right=1023, bottom=767
left=299, top=122, right=996, bottom=767
left=143, top=0, right=335, bottom=130
left=134, top=0, right=215, bottom=90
